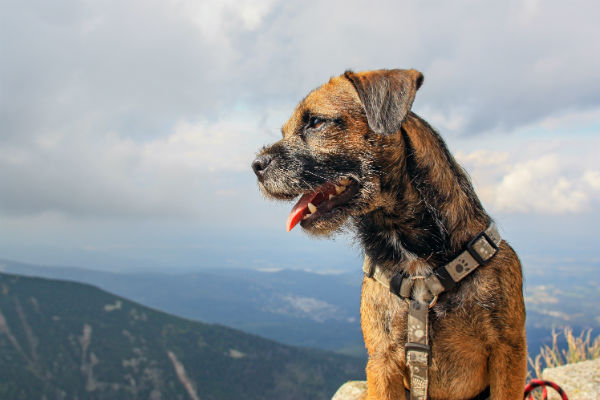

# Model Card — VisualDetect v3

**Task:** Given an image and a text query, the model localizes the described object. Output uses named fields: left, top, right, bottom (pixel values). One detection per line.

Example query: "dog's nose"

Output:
left=252, top=154, right=273, bottom=178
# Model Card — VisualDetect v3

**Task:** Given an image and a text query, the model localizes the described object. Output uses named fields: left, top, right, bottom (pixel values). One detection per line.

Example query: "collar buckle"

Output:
left=467, top=231, right=498, bottom=265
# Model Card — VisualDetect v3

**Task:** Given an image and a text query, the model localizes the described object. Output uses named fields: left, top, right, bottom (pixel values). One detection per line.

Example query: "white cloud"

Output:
left=419, top=106, right=468, bottom=133
left=1, top=0, right=600, bottom=223
left=0, top=114, right=262, bottom=218
left=538, top=108, right=600, bottom=131
left=493, top=155, right=588, bottom=214
left=457, top=142, right=600, bottom=215
left=171, top=0, right=277, bottom=39
left=455, top=149, right=509, bottom=168
left=141, top=117, right=261, bottom=173
left=583, top=171, right=600, bottom=191
left=3, top=0, right=600, bottom=147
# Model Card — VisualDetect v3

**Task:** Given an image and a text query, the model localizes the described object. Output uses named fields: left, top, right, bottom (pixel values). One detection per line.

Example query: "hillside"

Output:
left=2, top=258, right=599, bottom=361
left=0, top=259, right=364, bottom=354
left=0, top=272, right=364, bottom=400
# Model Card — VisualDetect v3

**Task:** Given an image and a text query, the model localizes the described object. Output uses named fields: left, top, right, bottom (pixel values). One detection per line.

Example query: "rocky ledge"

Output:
left=542, top=358, right=599, bottom=400
left=331, top=381, right=366, bottom=400
left=332, top=358, right=600, bottom=400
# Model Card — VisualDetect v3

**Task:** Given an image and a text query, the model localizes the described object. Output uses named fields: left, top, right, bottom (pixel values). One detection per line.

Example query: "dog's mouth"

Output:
left=286, top=177, right=359, bottom=231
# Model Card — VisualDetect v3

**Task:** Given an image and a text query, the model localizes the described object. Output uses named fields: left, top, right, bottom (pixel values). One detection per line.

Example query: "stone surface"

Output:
left=331, top=380, right=367, bottom=400
left=542, top=358, right=600, bottom=400
left=332, top=359, right=600, bottom=400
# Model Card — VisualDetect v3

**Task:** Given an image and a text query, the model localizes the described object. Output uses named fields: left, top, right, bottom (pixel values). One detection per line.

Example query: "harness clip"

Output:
left=467, top=231, right=498, bottom=265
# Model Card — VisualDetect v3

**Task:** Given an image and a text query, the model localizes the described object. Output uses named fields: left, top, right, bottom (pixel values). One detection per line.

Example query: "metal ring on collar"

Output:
left=428, top=294, right=438, bottom=309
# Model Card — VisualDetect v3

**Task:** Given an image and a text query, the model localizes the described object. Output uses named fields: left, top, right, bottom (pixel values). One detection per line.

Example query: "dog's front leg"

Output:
left=488, top=340, right=527, bottom=400
left=365, top=355, right=409, bottom=400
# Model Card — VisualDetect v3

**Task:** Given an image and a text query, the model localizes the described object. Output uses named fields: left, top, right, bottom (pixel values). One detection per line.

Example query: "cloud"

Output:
left=456, top=138, right=600, bottom=214
left=1, top=0, right=599, bottom=222
left=0, top=114, right=263, bottom=218
left=493, top=155, right=589, bottom=214
left=584, top=171, right=600, bottom=191
left=237, top=0, right=600, bottom=135
left=141, top=117, right=263, bottom=173
left=2, top=0, right=599, bottom=144
left=173, top=0, right=278, bottom=35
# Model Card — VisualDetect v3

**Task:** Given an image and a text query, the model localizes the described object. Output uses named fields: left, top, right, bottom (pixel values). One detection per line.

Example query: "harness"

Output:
left=363, top=223, right=502, bottom=400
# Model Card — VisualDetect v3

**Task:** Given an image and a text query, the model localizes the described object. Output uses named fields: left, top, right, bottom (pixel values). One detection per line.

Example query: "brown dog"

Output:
left=252, top=69, right=527, bottom=400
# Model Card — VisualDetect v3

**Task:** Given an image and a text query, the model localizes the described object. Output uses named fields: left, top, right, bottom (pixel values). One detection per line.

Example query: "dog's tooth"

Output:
left=329, top=194, right=335, bottom=200
left=339, top=177, right=351, bottom=186
left=303, top=214, right=310, bottom=220
left=335, top=185, right=345, bottom=195
left=308, top=202, right=317, bottom=213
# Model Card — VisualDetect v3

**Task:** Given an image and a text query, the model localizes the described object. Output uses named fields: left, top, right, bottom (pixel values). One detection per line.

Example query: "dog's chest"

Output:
left=361, top=277, right=410, bottom=346
left=360, top=275, right=491, bottom=395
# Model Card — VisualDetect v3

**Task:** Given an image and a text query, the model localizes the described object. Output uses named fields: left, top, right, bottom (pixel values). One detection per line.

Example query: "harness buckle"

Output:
left=428, top=294, right=439, bottom=309
left=466, top=231, right=498, bottom=265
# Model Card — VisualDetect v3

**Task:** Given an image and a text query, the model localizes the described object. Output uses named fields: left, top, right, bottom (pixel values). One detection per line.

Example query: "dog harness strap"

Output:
left=428, top=223, right=502, bottom=293
left=390, top=271, right=408, bottom=297
left=362, top=258, right=417, bottom=299
left=406, top=299, right=429, bottom=400
left=432, top=266, right=456, bottom=292
left=362, top=256, right=375, bottom=278
left=364, top=223, right=502, bottom=298
left=363, top=256, right=393, bottom=286
left=363, top=223, right=502, bottom=400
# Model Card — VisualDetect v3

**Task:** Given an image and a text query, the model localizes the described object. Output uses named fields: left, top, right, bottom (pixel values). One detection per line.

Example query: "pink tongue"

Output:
left=286, top=192, right=318, bottom=232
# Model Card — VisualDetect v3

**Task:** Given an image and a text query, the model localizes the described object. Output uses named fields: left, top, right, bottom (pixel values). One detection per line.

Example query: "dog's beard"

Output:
left=257, top=153, right=379, bottom=235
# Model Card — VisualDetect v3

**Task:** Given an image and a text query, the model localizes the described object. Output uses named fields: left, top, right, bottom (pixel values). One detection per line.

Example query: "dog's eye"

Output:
left=308, top=116, right=325, bottom=130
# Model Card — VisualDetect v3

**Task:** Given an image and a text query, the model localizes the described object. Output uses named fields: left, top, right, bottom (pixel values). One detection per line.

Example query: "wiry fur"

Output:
left=253, top=69, right=527, bottom=399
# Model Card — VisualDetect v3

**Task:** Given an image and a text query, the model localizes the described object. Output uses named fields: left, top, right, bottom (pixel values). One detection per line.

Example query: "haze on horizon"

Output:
left=1, top=0, right=599, bottom=273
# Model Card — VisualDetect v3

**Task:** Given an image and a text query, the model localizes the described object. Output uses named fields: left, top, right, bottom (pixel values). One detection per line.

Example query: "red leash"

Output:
left=524, top=379, right=568, bottom=400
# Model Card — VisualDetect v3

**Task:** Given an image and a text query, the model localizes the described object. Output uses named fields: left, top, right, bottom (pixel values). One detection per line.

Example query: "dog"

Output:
left=252, top=69, right=527, bottom=400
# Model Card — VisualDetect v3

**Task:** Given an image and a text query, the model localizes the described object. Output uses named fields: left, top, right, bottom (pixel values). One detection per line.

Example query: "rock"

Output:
left=331, top=380, right=367, bottom=400
left=542, top=358, right=600, bottom=400
left=333, top=359, right=600, bottom=400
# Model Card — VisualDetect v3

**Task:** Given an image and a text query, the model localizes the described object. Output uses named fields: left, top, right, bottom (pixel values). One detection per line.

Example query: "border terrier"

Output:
left=252, top=69, right=527, bottom=400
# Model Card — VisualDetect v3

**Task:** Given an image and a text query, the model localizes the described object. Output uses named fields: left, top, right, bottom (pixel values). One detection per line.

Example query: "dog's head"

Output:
left=252, top=69, right=424, bottom=235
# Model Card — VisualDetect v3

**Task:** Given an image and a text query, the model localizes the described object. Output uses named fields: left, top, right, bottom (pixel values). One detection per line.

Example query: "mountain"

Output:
left=0, top=272, right=364, bottom=400
left=0, top=259, right=365, bottom=356
left=2, top=257, right=599, bottom=362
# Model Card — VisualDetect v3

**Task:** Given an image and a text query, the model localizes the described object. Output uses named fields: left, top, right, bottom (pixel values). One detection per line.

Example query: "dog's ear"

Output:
left=344, top=69, right=424, bottom=135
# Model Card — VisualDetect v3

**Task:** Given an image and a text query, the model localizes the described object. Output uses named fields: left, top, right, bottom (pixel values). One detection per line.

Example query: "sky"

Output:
left=1, top=0, right=599, bottom=273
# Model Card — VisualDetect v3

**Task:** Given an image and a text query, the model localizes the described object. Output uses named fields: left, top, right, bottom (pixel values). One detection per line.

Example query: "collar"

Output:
left=363, top=223, right=502, bottom=301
